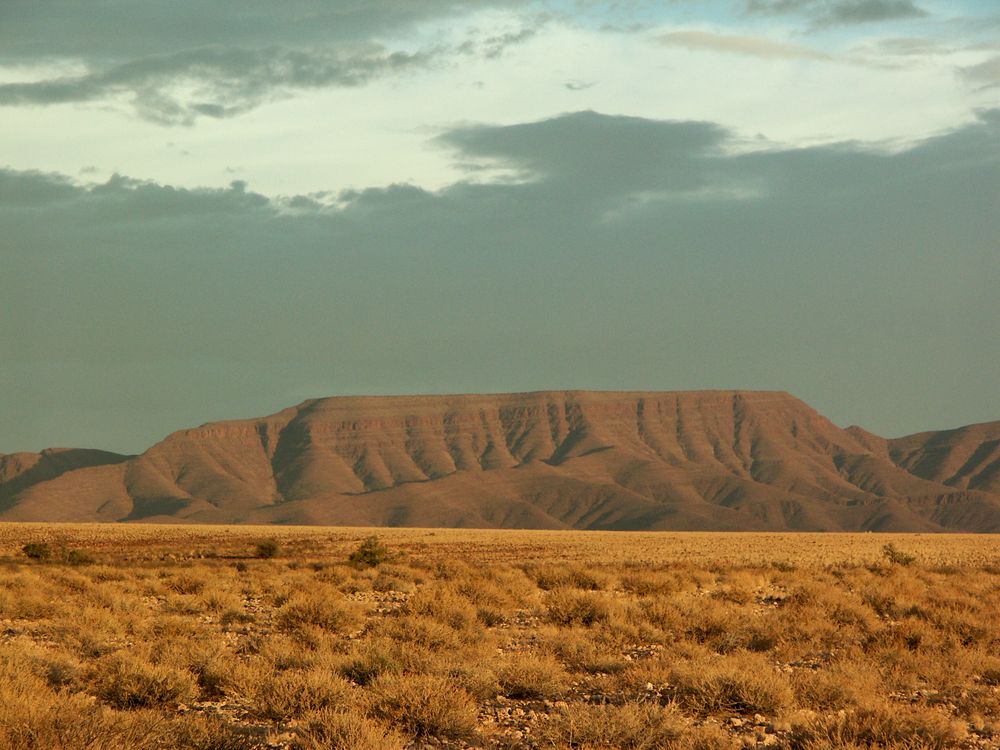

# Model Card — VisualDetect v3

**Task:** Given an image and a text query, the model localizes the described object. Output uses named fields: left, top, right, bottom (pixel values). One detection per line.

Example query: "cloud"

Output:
left=865, top=36, right=946, bottom=56
left=658, top=31, right=833, bottom=61
left=746, top=0, right=927, bottom=26
left=0, top=1, right=544, bottom=124
left=0, top=45, right=433, bottom=125
left=436, top=110, right=730, bottom=192
left=0, top=1, right=530, bottom=61
left=457, top=25, right=541, bottom=58
left=0, top=169, right=79, bottom=206
left=961, top=56, right=1000, bottom=90
left=2, top=109, right=998, bottom=451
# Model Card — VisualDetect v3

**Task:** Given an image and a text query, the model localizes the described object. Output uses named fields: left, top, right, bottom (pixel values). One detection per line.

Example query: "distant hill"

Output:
left=3, top=391, right=999, bottom=531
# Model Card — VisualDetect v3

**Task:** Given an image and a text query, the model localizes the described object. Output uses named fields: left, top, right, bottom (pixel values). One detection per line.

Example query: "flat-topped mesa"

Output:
left=142, top=390, right=849, bottom=493
left=114, top=390, right=881, bottom=516
left=2, top=391, right=999, bottom=531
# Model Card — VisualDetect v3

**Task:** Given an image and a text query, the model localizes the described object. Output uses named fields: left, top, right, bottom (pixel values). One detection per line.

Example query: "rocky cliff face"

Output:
left=3, top=391, right=999, bottom=531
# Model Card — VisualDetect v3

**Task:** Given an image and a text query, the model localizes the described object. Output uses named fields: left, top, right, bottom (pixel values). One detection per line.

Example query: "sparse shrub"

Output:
left=669, top=652, right=793, bottom=716
left=535, top=701, right=686, bottom=749
left=372, top=573, right=412, bottom=593
left=199, top=588, right=244, bottom=613
left=163, top=594, right=204, bottom=615
left=256, top=538, right=280, bottom=559
left=684, top=723, right=741, bottom=750
left=31, top=651, right=83, bottom=690
left=682, top=598, right=736, bottom=645
left=436, top=656, right=501, bottom=700
left=367, top=674, right=478, bottom=739
left=220, top=608, right=255, bottom=628
left=527, top=563, right=611, bottom=591
left=256, top=635, right=320, bottom=672
left=788, top=700, right=966, bottom=748
left=981, top=666, right=1000, bottom=686
left=252, top=670, right=354, bottom=721
left=545, top=588, right=611, bottom=627
left=619, top=568, right=689, bottom=596
left=375, top=615, right=465, bottom=652
left=66, top=549, right=96, bottom=566
left=0, top=676, right=171, bottom=750
left=455, top=567, right=533, bottom=609
left=476, top=605, right=505, bottom=626
left=90, top=654, right=197, bottom=709
left=791, top=662, right=880, bottom=710
left=293, top=709, right=406, bottom=750
left=278, top=592, right=359, bottom=634
left=714, top=618, right=780, bottom=654
left=548, top=629, right=626, bottom=674
left=21, top=542, right=51, bottom=561
left=497, top=654, right=569, bottom=699
left=338, top=641, right=403, bottom=686
left=639, top=597, right=683, bottom=631
left=883, top=543, right=916, bottom=566
left=185, top=651, right=233, bottom=699
left=405, top=584, right=478, bottom=630
left=349, top=536, right=390, bottom=567
left=165, top=572, right=207, bottom=595
left=169, top=715, right=258, bottom=750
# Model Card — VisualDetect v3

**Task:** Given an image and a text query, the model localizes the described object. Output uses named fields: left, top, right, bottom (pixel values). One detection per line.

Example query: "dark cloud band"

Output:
left=746, top=0, right=927, bottom=26
left=0, top=45, right=433, bottom=125
left=2, top=110, right=997, bottom=452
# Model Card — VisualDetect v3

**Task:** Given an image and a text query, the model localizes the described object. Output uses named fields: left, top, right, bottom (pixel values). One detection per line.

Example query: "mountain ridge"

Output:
left=3, top=390, right=999, bottom=531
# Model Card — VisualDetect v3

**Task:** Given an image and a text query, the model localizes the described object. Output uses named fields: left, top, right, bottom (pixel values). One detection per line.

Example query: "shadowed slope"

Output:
left=0, top=449, right=131, bottom=512
left=2, top=391, right=999, bottom=530
left=888, top=422, right=1000, bottom=495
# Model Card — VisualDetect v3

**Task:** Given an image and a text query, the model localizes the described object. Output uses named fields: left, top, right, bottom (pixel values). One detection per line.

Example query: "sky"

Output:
left=1, top=0, right=998, bottom=455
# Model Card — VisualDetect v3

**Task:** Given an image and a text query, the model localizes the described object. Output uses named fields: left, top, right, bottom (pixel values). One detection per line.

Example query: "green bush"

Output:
left=349, top=537, right=389, bottom=568
left=22, top=542, right=51, bottom=561
left=66, top=549, right=96, bottom=566
left=255, top=539, right=280, bottom=559
left=882, top=543, right=916, bottom=566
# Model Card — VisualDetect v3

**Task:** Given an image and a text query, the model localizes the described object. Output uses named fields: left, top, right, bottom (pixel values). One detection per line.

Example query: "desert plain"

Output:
left=1, top=523, right=998, bottom=749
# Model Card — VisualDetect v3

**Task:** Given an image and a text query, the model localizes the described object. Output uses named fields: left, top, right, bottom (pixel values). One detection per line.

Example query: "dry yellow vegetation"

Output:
left=0, top=524, right=998, bottom=749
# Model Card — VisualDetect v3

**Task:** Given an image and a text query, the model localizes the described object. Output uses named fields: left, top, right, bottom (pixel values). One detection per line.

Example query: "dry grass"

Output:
left=292, top=709, right=405, bottom=750
left=669, top=652, right=795, bottom=715
left=367, top=674, right=479, bottom=739
left=0, top=523, right=997, bottom=749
